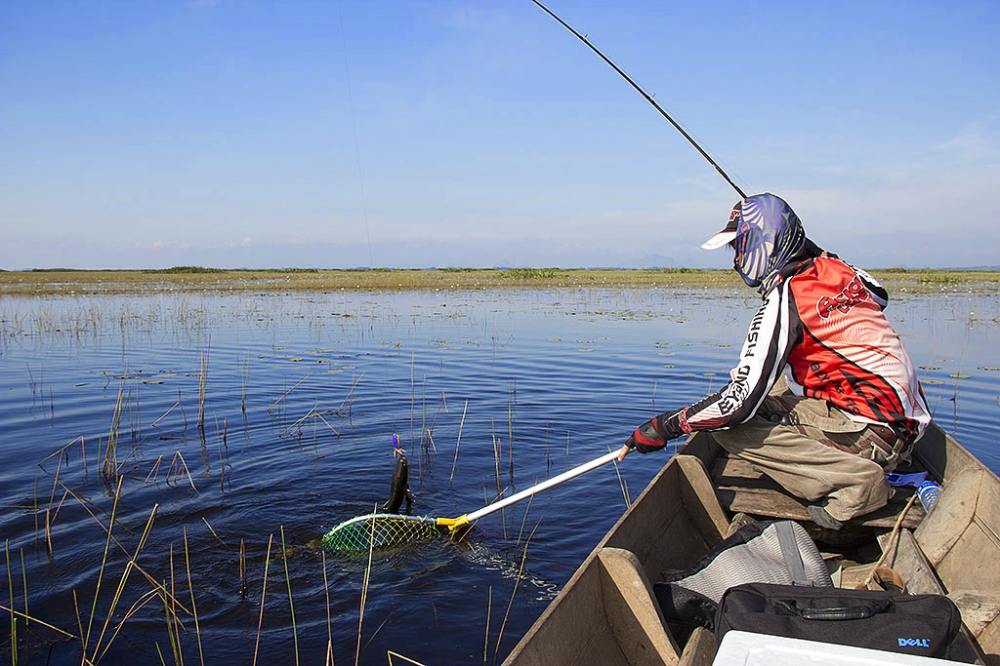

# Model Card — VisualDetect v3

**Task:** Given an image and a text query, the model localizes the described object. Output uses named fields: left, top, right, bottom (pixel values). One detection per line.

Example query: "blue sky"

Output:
left=1, top=1, right=998, bottom=269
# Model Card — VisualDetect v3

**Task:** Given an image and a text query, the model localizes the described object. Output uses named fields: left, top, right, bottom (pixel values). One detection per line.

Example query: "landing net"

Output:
left=321, top=513, right=441, bottom=553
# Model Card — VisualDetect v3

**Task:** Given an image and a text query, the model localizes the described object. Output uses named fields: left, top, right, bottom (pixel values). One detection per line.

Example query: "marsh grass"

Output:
left=321, top=550, right=334, bottom=666
left=387, top=651, right=428, bottom=666
left=280, top=526, right=300, bottom=666
left=102, top=383, right=127, bottom=487
left=355, top=507, right=378, bottom=666
left=91, top=502, right=159, bottom=660
left=197, top=353, right=209, bottom=431
left=183, top=528, right=205, bottom=666
left=239, top=538, right=248, bottom=601
left=5, top=539, right=16, bottom=663
left=492, top=520, right=541, bottom=665
left=84, top=476, right=124, bottom=655
left=609, top=448, right=632, bottom=508
left=252, top=534, right=274, bottom=666
left=4, top=267, right=1000, bottom=297
left=450, top=399, right=469, bottom=484
left=166, top=451, right=198, bottom=492
left=483, top=585, right=492, bottom=666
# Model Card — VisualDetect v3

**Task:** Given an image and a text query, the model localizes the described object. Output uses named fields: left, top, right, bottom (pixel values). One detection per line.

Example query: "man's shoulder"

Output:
left=788, top=255, right=854, bottom=291
left=789, top=256, right=883, bottom=322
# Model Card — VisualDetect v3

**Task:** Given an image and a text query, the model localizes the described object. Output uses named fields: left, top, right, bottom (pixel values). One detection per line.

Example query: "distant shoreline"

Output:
left=2, top=267, right=999, bottom=296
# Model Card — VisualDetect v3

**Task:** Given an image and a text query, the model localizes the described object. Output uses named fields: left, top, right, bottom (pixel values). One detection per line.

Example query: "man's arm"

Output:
left=622, top=281, right=802, bottom=456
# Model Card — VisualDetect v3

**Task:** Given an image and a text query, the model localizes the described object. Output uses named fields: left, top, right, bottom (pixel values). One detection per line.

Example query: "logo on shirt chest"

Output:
left=817, top=275, right=870, bottom=319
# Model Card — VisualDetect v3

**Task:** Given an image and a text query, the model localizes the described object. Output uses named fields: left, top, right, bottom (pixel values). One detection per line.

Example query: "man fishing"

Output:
left=617, top=193, right=931, bottom=529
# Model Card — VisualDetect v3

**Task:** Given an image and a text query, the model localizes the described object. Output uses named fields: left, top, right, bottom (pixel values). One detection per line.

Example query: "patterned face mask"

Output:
left=731, top=194, right=805, bottom=289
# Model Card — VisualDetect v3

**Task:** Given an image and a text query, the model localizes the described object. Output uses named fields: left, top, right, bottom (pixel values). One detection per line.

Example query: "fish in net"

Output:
left=321, top=513, right=444, bottom=553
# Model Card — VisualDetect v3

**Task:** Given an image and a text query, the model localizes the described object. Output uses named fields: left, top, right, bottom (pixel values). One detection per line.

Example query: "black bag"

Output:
left=716, top=582, right=973, bottom=662
left=654, top=521, right=831, bottom=637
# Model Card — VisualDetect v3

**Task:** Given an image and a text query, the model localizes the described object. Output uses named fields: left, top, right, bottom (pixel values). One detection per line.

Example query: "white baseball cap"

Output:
left=701, top=201, right=743, bottom=250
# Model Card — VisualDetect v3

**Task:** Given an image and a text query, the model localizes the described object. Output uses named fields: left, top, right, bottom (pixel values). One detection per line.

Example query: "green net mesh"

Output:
left=321, top=514, right=442, bottom=553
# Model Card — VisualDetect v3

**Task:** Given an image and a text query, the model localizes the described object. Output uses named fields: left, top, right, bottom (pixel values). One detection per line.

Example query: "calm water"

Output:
left=1, top=288, right=998, bottom=664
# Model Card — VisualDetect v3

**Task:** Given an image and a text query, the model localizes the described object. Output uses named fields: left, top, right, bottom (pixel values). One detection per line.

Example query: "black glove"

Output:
left=624, top=411, right=683, bottom=453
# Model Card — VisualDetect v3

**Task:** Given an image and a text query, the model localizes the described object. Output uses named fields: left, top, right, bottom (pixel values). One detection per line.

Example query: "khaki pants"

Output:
left=711, top=379, right=901, bottom=522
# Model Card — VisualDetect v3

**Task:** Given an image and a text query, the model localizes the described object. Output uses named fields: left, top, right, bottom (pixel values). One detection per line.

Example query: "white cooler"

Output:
left=714, top=630, right=958, bottom=665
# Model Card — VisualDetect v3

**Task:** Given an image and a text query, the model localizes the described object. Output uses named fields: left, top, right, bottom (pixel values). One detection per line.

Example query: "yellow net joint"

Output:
left=437, top=515, right=470, bottom=532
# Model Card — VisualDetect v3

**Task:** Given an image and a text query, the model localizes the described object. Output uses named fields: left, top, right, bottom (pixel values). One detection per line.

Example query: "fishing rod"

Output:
left=529, top=0, right=747, bottom=199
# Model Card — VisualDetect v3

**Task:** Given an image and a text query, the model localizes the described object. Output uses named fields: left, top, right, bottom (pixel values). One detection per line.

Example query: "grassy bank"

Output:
left=1, top=267, right=998, bottom=296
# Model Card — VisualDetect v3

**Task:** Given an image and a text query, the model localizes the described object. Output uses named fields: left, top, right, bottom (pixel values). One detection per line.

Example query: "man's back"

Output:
left=786, top=256, right=930, bottom=441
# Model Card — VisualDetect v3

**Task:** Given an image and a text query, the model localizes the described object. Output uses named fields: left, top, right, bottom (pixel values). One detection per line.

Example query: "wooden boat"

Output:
left=503, top=423, right=1000, bottom=665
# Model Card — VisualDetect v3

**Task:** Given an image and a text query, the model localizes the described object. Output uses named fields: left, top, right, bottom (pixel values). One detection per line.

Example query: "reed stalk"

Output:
left=51, top=487, right=70, bottom=524
left=84, top=475, right=124, bottom=655
left=145, top=455, right=164, bottom=484
left=44, top=509, right=53, bottom=558
left=5, top=539, right=16, bottom=666
left=197, top=352, right=208, bottom=430
left=321, top=549, right=334, bottom=666
left=168, top=544, right=182, bottom=664
left=59, top=481, right=189, bottom=618
left=449, top=399, right=468, bottom=483
left=386, top=652, right=427, bottom=666
left=103, top=383, right=126, bottom=486
left=201, top=517, right=227, bottom=547
left=32, top=480, right=38, bottom=544
left=160, top=582, right=181, bottom=666
left=483, top=585, right=492, bottom=666
left=278, top=526, right=299, bottom=665
left=267, top=377, right=305, bottom=415
left=47, top=451, right=63, bottom=512
left=18, top=549, right=27, bottom=629
left=37, top=434, right=84, bottom=472
left=92, top=503, right=159, bottom=660
left=183, top=528, right=205, bottom=666
left=355, top=507, right=377, bottom=666
left=609, top=447, right=631, bottom=508
left=167, top=451, right=198, bottom=492
left=73, top=589, right=86, bottom=653
left=409, top=353, right=415, bottom=441
left=315, top=412, right=340, bottom=438
left=131, top=382, right=141, bottom=441
left=513, top=495, right=534, bottom=552
left=507, top=400, right=514, bottom=484
left=493, top=520, right=541, bottom=665
left=239, top=538, right=247, bottom=601
left=152, top=400, right=179, bottom=428
left=420, top=377, right=427, bottom=449
left=335, top=374, right=359, bottom=422
left=241, top=359, right=249, bottom=417
left=252, top=533, right=274, bottom=666
left=97, top=586, right=164, bottom=662
left=0, top=603, right=75, bottom=640
left=178, top=389, right=188, bottom=430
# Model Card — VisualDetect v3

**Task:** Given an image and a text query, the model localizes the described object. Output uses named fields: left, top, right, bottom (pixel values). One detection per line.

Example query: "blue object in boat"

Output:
left=885, top=471, right=928, bottom=488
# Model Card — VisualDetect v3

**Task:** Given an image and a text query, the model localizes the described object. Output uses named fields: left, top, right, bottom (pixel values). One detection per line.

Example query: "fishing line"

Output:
left=336, top=4, right=375, bottom=268
left=529, top=0, right=747, bottom=199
